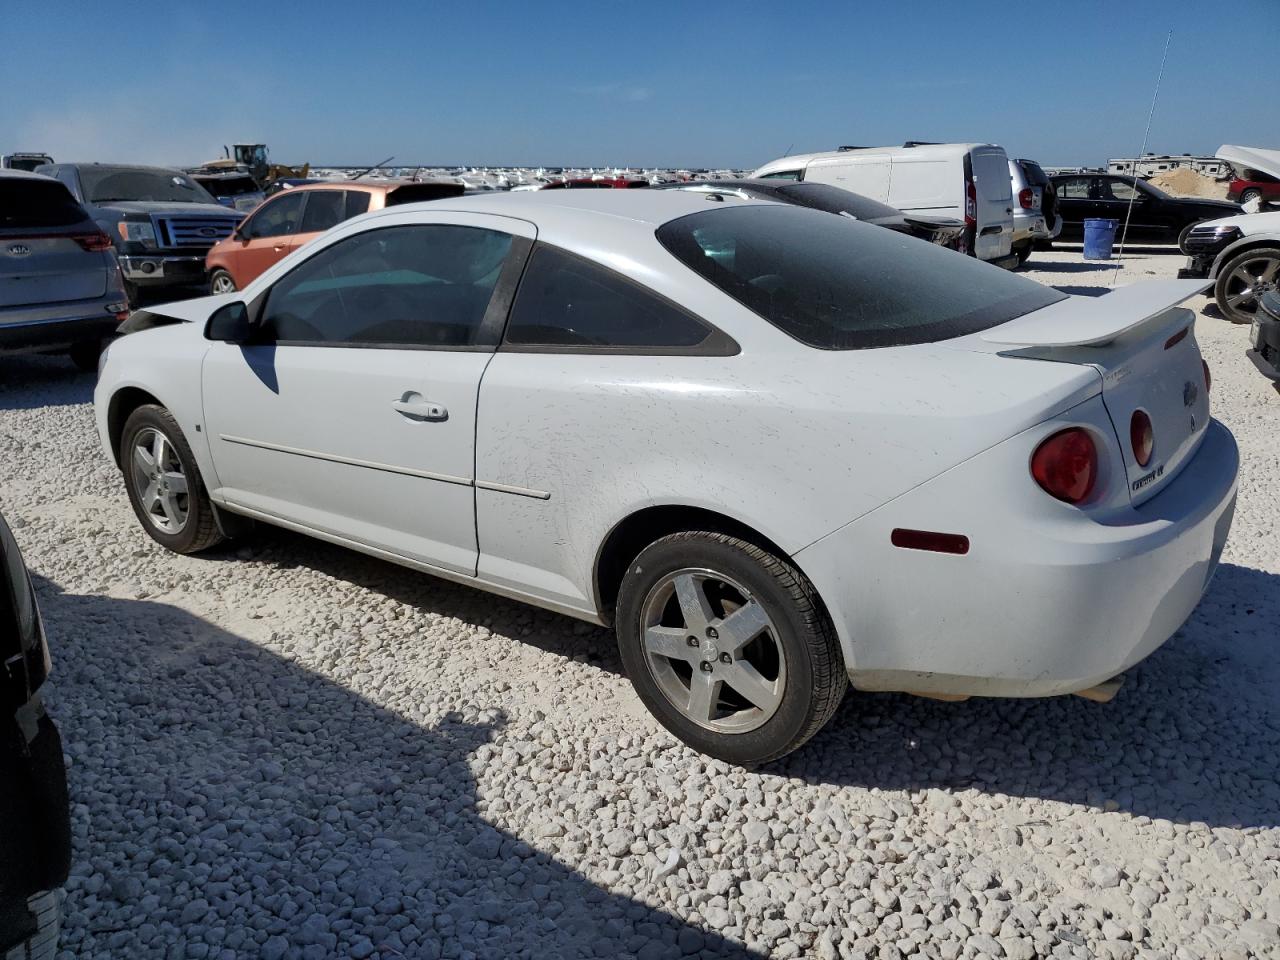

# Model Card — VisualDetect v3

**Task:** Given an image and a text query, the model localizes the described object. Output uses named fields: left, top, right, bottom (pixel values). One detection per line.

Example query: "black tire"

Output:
left=1240, top=188, right=1262, bottom=205
left=1013, top=241, right=1032, bottom=267
left=67, top=339, right=102, bottom=372
left=208, top=268, right=237, bottom=295
left=1214, top=246, right=1280, bottom=324
left=615, top=531, right=846, bottom=764
left=122, top=278, right=141, bottom=307
left=120, top=405, right=224, bottom=554
left=4, top=889, right=62, bottom=960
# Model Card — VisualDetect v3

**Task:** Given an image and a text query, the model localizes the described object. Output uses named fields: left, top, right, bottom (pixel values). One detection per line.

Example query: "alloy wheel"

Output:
left=1223, top=255, right=1280, bottom=316
left=640, top=568, right=786, bottom=733
left=130, top=428, right=190, bottom=534
left=211, top=272, right=236, bottom=294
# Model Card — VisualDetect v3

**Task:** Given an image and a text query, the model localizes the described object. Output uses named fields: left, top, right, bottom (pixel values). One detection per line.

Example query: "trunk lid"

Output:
left=981, top=280, right=1211, bottom=504
left=0, top=227, right=109, bottom=308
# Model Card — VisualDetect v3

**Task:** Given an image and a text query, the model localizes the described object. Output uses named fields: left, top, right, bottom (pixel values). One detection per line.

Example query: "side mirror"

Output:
left=205, top=301, right=252, bottom=344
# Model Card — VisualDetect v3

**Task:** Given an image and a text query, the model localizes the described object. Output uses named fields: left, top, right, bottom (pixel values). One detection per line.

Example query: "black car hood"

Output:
left=90, top=200, right=242, bottom=218
left=1185, top=198, right=1242, bottom=214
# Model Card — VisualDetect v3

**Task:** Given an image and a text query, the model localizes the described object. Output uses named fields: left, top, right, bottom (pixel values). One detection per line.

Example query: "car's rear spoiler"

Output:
left=981, top=280, right=1210, bottom=348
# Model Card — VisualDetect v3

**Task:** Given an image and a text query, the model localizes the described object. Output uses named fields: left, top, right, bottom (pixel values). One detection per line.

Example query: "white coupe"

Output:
left=94, top=191, right=1239, bottom=763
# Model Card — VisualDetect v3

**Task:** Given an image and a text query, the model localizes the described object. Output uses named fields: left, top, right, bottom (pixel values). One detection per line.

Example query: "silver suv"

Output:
left=1, top=171, right=127, bottom=370
left=1009, top=158, right=1061, bottom=266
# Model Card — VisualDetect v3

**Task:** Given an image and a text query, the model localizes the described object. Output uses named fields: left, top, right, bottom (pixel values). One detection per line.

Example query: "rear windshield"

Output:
left=385, top=183, right=465, bottom=206
left=0, top=178, right=88, bottom=229
left=766, top=181, right=902, bottom=221
left=1017, top=159, right=1050, bottom=187
left=80, top=166, right=217, bottom=204
left=196, top=176, right=260, bottom=196
left=656, top=205, right=1065, bottom=350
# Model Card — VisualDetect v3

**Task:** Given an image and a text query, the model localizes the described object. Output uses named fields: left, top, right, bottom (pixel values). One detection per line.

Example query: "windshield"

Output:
left=767, top=182, right=902, bottom=221
left=1137, top=179, right=1170, bottom=200
left=656, top=205, right=1065, bottom=350
left=1, top=178, right=88, bottom=229
left=81, top=166, right=218, bottom=204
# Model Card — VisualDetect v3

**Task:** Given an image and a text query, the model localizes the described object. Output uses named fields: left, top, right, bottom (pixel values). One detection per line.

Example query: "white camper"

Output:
left=751, top=142, right=1017, bottom=267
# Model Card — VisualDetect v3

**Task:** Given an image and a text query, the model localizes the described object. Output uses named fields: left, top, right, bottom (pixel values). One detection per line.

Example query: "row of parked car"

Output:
left=2, top=143, right=1278, bottom=382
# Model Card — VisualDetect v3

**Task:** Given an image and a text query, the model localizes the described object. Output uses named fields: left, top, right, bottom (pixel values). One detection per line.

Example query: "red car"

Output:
left=541, top=177, right=650, bottom=189
left=1227, top=169, right=1280, bottom=206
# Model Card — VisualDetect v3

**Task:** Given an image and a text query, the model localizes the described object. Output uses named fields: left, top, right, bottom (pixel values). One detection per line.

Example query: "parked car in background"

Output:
left=540, top=177, right=651, bottom=189
left=190, top=172, right=265, bottom=213
left=751, top=142, right=1017, bottom=267
left=204, top=179, right=464, bottom=293
left=1, top=153, right=53, bottom=173
left=1, top=171, right=129, bottom=370
left=1176, top=211, right=1280, bottom=324
left=1218, top=144, right=1280, bottom=207
left=1050, top=173, right=1240, bottom=246
left=1009, top=158, right=1060, bottom=265
left=34, top=163, right=244, bottom=304
left=97, top=191, right=1236, bottom=764
left=0, top=508, right=71, bottom=960
left=658, top=178, right=966, bottom=251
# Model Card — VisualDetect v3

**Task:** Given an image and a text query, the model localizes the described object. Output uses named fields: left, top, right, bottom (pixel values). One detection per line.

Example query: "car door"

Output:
left=1053, top=177, right=1093, bottom=232
left=228, top=191, right=306, bottom=285
left=292, top=188, right=351, bottom=253
left=1097, top=177, right=1160, bottom=238
left=200, top=211, right=535, bottom=575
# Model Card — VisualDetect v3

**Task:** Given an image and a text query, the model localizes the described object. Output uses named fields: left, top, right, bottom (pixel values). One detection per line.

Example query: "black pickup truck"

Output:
left=1, top=510, right=69, bottom=960
left=35, top=163, right=243, bottom=303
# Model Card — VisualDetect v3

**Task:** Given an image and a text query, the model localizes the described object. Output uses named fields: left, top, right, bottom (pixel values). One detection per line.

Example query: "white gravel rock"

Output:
left=1, top=241, right=1277, bottom=958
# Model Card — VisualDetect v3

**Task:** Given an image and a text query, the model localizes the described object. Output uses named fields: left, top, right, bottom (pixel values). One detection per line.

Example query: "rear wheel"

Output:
left=209, top=268, right=237, bottom=295
left=1013, top=241, right=1032, bottom=267
left=1240, top=188, right=1263, bottom=205
left=615, top=531, right=846, bottom=764
left=1214, top=246, right=1280, bottom=324
left=120, top=405, right=224, bottom=554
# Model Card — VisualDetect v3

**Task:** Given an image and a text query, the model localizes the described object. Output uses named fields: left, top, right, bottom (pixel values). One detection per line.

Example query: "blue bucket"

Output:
left=1083, top=218, right=1119, bottom=260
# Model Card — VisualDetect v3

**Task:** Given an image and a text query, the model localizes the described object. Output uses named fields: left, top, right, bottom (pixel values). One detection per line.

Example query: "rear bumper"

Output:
left=796, top=418, right=1239, bottom=698
left=1177, top=255, right=1213, bottom=280
left=0, top=297, right=125, bottom=352
left=118, top=254, right=207, bottom=286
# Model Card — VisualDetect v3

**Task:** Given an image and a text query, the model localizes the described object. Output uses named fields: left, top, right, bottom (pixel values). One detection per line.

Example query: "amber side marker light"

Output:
left=891, top=528, right=970, bottom=555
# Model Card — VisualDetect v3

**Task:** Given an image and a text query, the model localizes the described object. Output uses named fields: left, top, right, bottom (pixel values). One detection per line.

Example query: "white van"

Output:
left=751, top=143, right=1017, bottom=267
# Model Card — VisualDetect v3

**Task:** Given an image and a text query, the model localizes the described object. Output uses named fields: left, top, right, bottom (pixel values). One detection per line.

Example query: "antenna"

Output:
left=1112, top=30, right=1173, bottom=285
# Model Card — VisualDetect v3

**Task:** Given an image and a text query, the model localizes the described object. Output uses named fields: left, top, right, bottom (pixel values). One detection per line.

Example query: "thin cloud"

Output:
left=571, top=83, right=653, bottom=103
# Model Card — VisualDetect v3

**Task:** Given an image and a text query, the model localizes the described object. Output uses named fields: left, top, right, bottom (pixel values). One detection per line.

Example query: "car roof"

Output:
left=54, top=162, right=192, bottom=174
left=0, top=169, right=59, bottom=182
left=411, top=188, right=764, bottom=227
left=282, top=179, right=456, bottom=196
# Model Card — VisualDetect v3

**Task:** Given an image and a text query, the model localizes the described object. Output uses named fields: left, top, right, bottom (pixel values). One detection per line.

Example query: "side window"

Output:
left=758, top=170, right=802, bottom=181
left=1056, top=178, right=1090, bottom=199
left=259, top=224, right=513, bottom=348
left=504, top=245, right=719, bottom=352
left=1105, top=180, right=1140, bottom=201
left=298, top=190, right=347, bottom=233
left=345, top=191, right=371, bottom=218
left=54, top=168, right=82, bottom=200
left=246, top=192, right=305, bottom=239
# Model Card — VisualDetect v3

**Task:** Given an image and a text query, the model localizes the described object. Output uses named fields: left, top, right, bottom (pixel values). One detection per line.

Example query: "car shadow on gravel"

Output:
left=780, top=562, right=1279, bottom=830
left=0, top=356, right=94, bottom=411
left=36, top=576, right=759, bottom=959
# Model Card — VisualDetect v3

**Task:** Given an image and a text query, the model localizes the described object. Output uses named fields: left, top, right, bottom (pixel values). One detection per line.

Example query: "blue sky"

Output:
left=3, top=0, right=1276, bottom=169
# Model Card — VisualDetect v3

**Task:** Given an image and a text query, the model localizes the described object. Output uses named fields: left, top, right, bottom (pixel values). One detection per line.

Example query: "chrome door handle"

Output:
left=392, top=393, right=448, bottom=422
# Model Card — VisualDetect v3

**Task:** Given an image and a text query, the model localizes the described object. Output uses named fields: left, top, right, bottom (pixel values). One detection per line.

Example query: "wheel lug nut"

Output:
left=686, top=636, right=699, bottom=647
left=699, top=662, right=713, bottom=673
left=719, top=653, right=731, bottom=664
left=706, top=627, right=718, bottom=639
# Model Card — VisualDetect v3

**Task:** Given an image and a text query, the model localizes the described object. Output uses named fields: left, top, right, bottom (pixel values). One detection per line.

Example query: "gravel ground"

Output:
left=1, top=241, right=1277, bottom=960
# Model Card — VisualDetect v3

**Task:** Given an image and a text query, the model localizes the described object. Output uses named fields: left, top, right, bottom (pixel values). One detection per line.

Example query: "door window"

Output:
left=1102, top=179, right=1141, bottom=201
left=259, top=224, right=513, bottom=348
left=503, top=244, right=725, bottom=352
left=298, top=190, right=348, bottom=233
left=245, top=192, right=305, bottom=239
left=345, top=191, right=372, bottom=218
left=1056, top=178, right=1090, bottom=198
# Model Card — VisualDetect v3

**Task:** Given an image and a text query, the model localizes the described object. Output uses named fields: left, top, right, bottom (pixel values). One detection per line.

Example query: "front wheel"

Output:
left=1214, top=246, right=1280, bottom=324
left=209, top=268, right=237, bottom=295
left=616, top=531, right=846, bottom=764
left=120, top=405, right=225, bottom=554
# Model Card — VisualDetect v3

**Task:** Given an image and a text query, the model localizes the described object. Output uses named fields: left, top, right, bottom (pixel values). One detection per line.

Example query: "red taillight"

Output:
left=964, top=180, right=977, bottom=226
left=1018, top=187, right=1034, bottom=209
left=1031, top=428, right=1098, bottom=504
left=1202, top=359, right=1211, bottom=393
left=1130, top=410, right=1153, bottom=467
left=73, top=232, right=114, bottom=252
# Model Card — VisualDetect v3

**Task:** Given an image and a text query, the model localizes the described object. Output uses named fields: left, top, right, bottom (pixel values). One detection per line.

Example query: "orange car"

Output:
left=204, top=179, right=463, bottom=293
